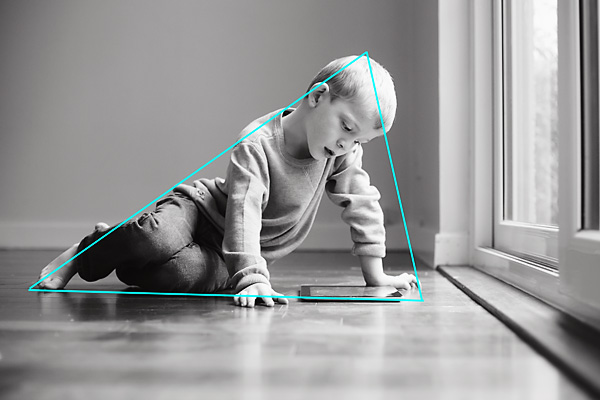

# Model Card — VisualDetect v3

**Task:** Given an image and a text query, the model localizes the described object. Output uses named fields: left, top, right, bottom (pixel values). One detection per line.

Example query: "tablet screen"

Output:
left=299, top=285, right=402, bottom=301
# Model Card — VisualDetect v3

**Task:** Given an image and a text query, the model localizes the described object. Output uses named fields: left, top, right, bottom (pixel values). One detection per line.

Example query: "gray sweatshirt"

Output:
left=174, top=108, right=385, bottom=292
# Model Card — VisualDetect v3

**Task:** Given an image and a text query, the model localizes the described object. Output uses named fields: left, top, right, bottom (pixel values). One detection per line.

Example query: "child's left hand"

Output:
left=359, top=256, right=418, bottom=290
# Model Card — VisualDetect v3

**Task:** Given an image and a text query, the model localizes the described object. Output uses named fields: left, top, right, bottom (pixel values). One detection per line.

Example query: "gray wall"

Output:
left=0, top=0, right=439, bottom=259
left=409, top=0, right=440, bottom=265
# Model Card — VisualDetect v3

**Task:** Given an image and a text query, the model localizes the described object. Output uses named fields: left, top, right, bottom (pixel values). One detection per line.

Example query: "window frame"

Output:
left=469, top=0, right=600, bottom=329
left=493, top=0, right=559, bottom=266
left=558, top=0, right=600, bottom=312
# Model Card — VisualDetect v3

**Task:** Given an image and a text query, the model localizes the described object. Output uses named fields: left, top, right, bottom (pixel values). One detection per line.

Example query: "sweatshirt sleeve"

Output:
left=325, top=145, right=386, bottom=258
left=222, top=142, right=271, bottom=292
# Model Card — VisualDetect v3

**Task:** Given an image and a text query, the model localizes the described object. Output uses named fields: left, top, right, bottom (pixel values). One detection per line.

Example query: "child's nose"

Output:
left=336, top=139, right=355, bottom=154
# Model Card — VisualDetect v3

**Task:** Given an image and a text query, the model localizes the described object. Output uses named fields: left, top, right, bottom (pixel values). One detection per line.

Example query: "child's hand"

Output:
left=233, top=282, right=289, bottom=308
left=359, top=256, right=418, bottom=290
left=385, top=273, right=419, bottom=290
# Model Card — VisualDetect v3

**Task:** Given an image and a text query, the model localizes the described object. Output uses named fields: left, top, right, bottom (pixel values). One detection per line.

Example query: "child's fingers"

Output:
left=262, top=296, right=275, bottom=307
left=234, top=285, right=289, bottom=307
left=234, top=292, right=245, bottom=306
left=401, top=273, right=417, bottom=282
left=392, top=275, right=411, bottom=290
left=397, top=280, right=411, bottom=290
left=411, top=276, right=419, bottom=289
left=272, top=291, right=289, bottom=305
left=401, top=273, right=419, bottom=288
left=407, top=274, right=418, bottom=288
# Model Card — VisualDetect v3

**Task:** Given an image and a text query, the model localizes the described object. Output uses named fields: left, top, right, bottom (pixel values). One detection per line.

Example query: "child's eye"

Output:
left=342, top=121, right=352, bottom=132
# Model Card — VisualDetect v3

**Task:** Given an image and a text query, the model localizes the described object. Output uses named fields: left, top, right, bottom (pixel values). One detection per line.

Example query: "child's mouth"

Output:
left=325, top=147, right=334, bottom=157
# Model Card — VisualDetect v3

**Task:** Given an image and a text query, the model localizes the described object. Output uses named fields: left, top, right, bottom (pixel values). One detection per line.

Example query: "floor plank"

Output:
left=0, top=250, right=593, bottom=399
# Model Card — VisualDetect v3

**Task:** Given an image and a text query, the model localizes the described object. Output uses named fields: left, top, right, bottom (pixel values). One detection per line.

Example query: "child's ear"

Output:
left=307, top=82, right=329, bottom=108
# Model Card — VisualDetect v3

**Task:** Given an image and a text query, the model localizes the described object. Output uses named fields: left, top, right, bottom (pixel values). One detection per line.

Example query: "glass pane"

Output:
left=504, top=0, right=559, bottom=226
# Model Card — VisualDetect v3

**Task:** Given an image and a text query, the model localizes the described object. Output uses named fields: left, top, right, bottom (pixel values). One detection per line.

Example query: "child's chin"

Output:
left=307, top=149, right=322, bottom=161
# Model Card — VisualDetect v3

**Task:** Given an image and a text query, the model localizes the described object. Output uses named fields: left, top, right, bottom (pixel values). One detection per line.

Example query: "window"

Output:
left=559, top=0, right=600, bottom=311
left=495, top=0, right=559, bottom=266
left=470, top=0, right=600, bottom=326
left=581, top=0, right=600, bottom=231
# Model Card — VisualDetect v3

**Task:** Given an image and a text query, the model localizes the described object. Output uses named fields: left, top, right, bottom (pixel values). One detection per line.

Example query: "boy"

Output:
left=37, top=55, right=418, bottom=307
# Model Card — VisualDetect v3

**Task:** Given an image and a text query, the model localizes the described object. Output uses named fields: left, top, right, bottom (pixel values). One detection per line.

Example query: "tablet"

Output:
left=299, top=285, right=402, bottom=301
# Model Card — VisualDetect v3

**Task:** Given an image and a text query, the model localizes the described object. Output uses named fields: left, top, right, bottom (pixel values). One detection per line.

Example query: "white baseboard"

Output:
left=0, top=220, right=413, bottom=251
left=0, top=221, right=440, bottom=266
left=299, top=222, right=439, bottom=269
left=434, top=231, right=470, bottom=267
left=406, top=224, right=438, bottom=268
left=299, top=222, right=409, bottom=251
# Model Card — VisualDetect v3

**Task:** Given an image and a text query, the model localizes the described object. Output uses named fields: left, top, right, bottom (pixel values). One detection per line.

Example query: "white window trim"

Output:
left=494, top=0, right=559, bottom=264
left=558, top=0, right=600, bottom=312
left=469, top=0, right=600, bottom=329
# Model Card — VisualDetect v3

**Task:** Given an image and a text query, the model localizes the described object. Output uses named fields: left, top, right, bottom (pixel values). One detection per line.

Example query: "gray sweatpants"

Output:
left=76, top=193, right=230, bottom=293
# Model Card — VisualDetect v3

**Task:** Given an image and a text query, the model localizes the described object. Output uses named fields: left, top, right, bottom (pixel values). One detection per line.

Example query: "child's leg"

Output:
left=116, top=241, right=230, bottom=293
left=76, top=193, right=204, bottom=283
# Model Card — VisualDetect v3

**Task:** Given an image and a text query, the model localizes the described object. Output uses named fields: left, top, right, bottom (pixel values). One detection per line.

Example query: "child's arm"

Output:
left=222, top=142, right=288, bottom=307
left=327, top=146, right=418, bottom=290
left=359, top=255, right=418, bottom=290
left=326, top=146, right=386, bottom=259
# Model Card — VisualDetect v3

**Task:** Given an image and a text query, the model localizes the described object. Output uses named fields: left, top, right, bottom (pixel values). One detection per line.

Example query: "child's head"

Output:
left=296, top=55, right=397, bottom=161
left=306, top=55, right=397, bottom=132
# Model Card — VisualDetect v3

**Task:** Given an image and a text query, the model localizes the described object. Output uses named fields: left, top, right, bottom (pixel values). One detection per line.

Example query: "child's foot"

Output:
left=37, top=243, right=80, bottom=289
left=36, top=222, right=110, bottom=289
left=94, top=222, right=110, bottom=233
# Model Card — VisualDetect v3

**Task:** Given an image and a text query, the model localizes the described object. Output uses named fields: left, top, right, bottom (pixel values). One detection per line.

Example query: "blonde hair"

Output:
left=306, top=55, right=397, bottom=131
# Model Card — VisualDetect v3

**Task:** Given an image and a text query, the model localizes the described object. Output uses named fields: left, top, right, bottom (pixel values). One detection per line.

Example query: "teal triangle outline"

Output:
left=29, top=51, right=424, bottom=302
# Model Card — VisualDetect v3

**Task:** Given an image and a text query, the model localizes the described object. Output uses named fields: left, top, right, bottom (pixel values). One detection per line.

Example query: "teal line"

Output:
left=30, top=51, right=424, bottom=303
left=28, top=288, right=424, bottom=302
left=30, top=52, right=368, bottom=290
left=365, top=52, right=424, bottom=302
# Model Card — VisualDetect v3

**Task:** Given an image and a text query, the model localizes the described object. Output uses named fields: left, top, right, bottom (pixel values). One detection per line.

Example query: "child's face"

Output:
left=305, top=90, right=383, bottom=161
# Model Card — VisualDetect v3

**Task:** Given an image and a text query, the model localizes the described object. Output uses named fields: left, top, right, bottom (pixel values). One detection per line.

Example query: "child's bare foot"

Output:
left=36, top=222, right=110, bottom=289
left=94, top=222, right=110, bottom=233
left=37, top=243, right=80, bottom=289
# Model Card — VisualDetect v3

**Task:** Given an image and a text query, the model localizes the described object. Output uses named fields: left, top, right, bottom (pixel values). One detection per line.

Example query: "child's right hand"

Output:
left=233, top=282, right=289, bottom=308
left=386, top=272, right=419, bottom=290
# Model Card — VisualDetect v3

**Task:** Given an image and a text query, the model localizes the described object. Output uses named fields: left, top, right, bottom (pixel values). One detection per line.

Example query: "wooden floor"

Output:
left=0, top=250, right=593, bottom=400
